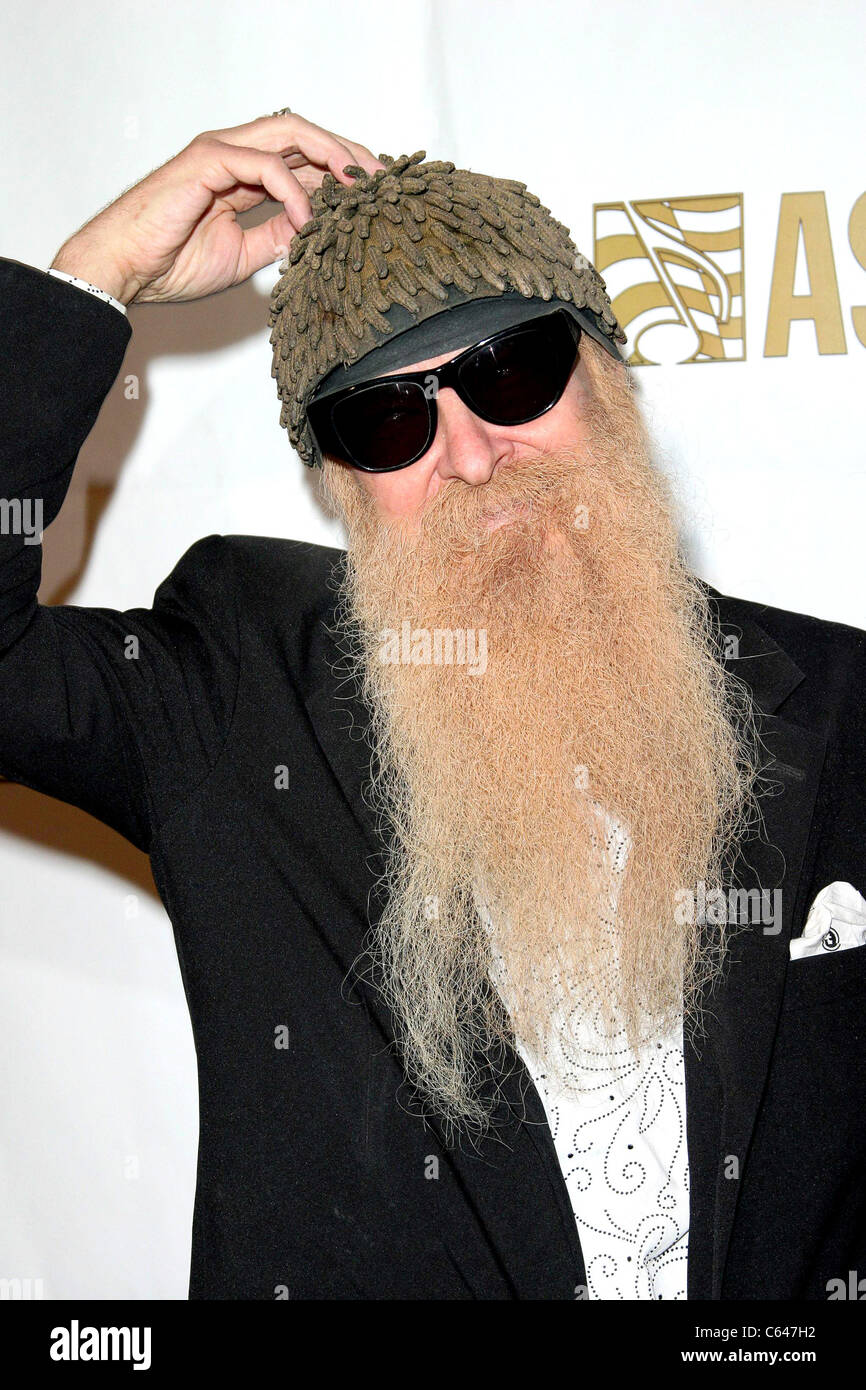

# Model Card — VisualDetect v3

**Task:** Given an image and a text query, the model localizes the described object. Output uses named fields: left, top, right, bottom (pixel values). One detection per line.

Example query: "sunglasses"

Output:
left=306, top=308, right=582, bottom=473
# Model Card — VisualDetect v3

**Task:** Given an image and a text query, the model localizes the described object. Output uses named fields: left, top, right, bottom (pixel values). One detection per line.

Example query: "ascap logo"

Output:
left=594, top=191, right=866, bottom=362
left=595, top=194, right=745, bottom=364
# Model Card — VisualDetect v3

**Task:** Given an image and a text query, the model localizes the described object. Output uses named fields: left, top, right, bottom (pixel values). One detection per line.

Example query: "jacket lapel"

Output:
left=299, top=593, right=384, bottom=860
left=685, top=586, right=828, bottom=1298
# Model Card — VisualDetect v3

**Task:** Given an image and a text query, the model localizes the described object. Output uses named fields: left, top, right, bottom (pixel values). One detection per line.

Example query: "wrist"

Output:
left=49, top=241, right=141, bottom=306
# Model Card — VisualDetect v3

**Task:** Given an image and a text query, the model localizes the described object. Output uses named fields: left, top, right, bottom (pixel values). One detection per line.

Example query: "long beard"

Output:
left=318, top=344, right=764, bottom=1141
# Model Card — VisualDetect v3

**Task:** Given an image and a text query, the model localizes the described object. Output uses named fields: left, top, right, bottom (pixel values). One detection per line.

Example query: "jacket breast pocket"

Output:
left=781, top=939, right=866, bottom=1013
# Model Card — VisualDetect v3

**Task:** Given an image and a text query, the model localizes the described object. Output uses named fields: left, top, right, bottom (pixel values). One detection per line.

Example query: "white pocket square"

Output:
left=789, top=881, right=866, bottom=960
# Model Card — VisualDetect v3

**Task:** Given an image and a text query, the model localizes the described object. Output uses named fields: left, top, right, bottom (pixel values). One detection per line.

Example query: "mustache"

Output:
left=407, top=447, right=587, bottom=540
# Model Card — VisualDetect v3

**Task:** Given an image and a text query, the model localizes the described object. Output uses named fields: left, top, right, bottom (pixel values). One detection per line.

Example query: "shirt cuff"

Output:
left=46, top=267, right=129, bottom=317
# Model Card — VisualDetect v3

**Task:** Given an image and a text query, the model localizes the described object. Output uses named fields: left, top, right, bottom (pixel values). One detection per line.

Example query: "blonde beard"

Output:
left=318, top=342, right=764, bottom=1141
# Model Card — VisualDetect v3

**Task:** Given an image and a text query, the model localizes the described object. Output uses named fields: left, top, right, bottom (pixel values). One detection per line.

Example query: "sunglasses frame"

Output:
left=306, top=307, right=582, bottom=473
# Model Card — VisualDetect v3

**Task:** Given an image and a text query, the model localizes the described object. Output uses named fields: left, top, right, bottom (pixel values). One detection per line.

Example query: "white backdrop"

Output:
left=1, top=0, right=864, bottom=1299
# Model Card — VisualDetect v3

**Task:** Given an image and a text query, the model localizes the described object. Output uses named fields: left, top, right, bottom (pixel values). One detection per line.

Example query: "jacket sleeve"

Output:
left=0, top=257, right=240, bottom=853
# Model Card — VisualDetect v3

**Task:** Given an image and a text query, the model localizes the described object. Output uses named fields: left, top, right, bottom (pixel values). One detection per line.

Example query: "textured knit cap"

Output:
left=268, top=149, right=628, bottom=469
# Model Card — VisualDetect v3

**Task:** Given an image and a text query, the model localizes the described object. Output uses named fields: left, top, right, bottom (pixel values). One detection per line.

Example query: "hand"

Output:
left=50, top=112, right=387, bottom=306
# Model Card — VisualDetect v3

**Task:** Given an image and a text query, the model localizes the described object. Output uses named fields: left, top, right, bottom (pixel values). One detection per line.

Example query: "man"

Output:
left=2, top=111, right=865, bottom=1301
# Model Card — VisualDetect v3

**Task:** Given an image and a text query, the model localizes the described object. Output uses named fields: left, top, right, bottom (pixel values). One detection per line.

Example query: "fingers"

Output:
left=194, top=138, right=313, bottom=231
left=211, top=181, right=273, bottom=216
left=184, top=114, right=391, bottom=289
left=328, top=132, right=388, bottom=179
left=236, top=209, right=297, bottom=281
left=205, top=111, right=386, bottom=183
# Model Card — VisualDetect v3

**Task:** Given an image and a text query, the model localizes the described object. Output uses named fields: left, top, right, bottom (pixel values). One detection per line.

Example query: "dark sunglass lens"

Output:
left=458, top=318, right=577, bottom=425
left=331, top=380, right=432, bottom=471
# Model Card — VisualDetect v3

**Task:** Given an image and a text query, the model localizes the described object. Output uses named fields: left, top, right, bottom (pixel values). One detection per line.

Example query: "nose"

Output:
left=432, top=385, right=505, bottom=486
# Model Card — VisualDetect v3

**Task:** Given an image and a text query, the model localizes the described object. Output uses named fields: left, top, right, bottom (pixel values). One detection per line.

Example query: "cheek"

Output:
left=538, top=374, right=591, bottom=446
left=362, top=466, right=436, bottom=520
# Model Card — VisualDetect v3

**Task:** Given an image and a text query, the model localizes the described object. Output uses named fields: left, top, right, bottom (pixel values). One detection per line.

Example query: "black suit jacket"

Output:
left=1, top=255, right=865, bottom=1299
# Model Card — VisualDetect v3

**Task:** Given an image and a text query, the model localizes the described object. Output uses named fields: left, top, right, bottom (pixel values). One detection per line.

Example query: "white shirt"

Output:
left=517, top=1002, right=689, bottom=1300
left=44, top=266, right=691, bottom=1296
left=484, top=812, right=690, bottom=1300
